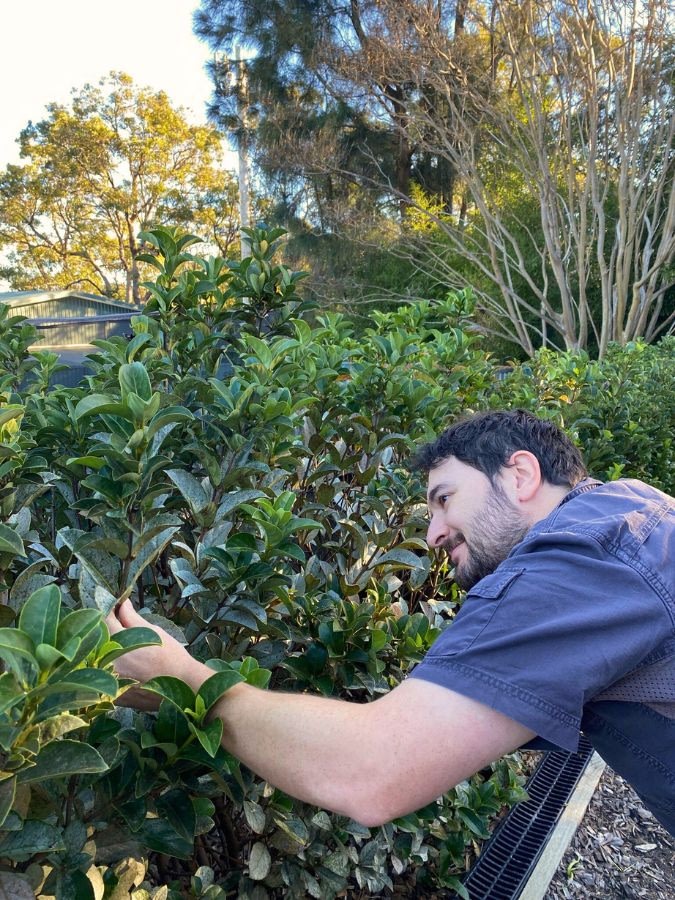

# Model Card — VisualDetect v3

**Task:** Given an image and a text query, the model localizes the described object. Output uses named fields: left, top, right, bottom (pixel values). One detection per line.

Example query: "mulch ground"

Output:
left=545, top=766, right=675, bottom=899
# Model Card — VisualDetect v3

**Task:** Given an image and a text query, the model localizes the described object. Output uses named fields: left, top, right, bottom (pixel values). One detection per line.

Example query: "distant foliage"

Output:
left=0, top=226, right=672, bottom=898
left=0, top=73, right=246, bottom=302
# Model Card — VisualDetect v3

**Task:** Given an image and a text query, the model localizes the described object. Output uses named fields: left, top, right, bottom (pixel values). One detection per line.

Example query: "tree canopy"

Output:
left=0, top=73, right=244, bottom=302
left=194, top=0, right=468, bottom=229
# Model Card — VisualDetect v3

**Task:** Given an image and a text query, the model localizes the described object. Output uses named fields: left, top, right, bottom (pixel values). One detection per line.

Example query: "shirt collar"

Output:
left=557, top=477, right=603, bottom=508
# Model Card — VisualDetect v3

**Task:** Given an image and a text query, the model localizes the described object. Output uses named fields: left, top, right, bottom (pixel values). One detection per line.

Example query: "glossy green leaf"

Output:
left=73, top=393, right=118, bottom=420
left=75, top=532, right=129, bottom=560
left=243, top=800, right=266, bottom=834
left=0, top=523, right=25, bottom=557
left=124, top=527, right=180, bottom=593
left=145, top=405, right=194, bottom=443
left=165, top=469, right=210, bottom=513
left=65, top=455, right=106, bottom=470
left=54, top=870, right=97, bottom=900
left=36, top=713, right=87, bottom=743
left=272, top=813, right=309, bottom=847
left=35, top=643, right=65, bottom=669
left=374, top=548, right=426, bottom=569
left=94, top=585, right=118, bottom=616
left=0, top=819, right=65, bottom=868
left=16, top=740, right=108, bottom=784
left=0, top=628, right=36, bottom=678
left=248, top=841, right=272, bottom=881
left=0, top=627, right=34, bottom=657
left=59, top=528, right=120, bottom=595
left=138, top=818, right=193, bottom=859
left=143, top=676, right=196, bottom=710
left=456, top=807, right=491, bottom=838
left=189, top=717, right=223, bottom=757
left=156, top=788, right=196, bottom=841
left=9, top=572, right=57, bottom=606
left=440, top=876, right=471, bottom=899
left=217, top=489, right=266, bottom=518
left=197, top=670, right=245, bottom=716
left=0, top=405, right=23, bottom=429
left=0, top=820, right=65, bottom=863
left=56, top=608, right=103, bottom=655
left=0, top=672, right=23, bottom=715
left=96, top=626, right=161, bottom=667
left=119, top=362, right=152, bottom=401
left=126, top=391, right=150, bottom=423
left=0, top=776, right=16, bottom=828
left=18, top=584, right=60, bottom=648
left=154, top=698, right=192, bottom=746
left=46, top=666, right=117, bottom=692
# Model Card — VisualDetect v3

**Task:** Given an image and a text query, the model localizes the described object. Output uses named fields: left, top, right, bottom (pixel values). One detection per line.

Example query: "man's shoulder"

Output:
left=562, top=475, right=672, bottom=504
left=509, top=476, right=675, bottom=597
left=539, top=476, right=674, bottom=536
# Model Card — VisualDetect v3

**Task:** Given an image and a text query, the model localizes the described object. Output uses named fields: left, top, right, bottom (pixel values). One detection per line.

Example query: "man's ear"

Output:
left=503, top=450, right=542, bottom=503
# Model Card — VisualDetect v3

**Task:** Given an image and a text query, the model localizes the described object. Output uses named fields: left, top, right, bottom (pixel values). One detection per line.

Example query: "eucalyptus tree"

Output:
left=0, top=73, right=243, bottom=302
left=322, top=0, right=675, bottom=355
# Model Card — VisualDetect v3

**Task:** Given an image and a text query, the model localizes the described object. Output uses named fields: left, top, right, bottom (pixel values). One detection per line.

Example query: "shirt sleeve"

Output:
left=408, top=530, right=670, bottom=752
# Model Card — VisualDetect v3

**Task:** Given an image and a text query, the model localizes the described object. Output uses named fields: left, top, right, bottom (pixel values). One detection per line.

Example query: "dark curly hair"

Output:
left=411, top=409, right=587, bottom=488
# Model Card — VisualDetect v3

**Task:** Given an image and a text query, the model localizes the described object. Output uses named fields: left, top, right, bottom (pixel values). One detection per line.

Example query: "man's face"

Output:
left=426, top=456, right=529, bottom=590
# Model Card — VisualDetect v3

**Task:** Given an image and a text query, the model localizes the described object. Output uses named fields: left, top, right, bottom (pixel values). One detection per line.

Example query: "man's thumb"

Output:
left=117, top=599, right=142, bottom=628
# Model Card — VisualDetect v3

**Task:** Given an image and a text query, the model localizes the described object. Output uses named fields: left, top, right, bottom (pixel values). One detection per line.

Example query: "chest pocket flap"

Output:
left=432, top=566, right=526, bottom=657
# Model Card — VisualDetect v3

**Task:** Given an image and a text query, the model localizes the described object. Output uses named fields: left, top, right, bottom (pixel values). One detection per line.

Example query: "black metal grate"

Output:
left=462, top=736, right=594, bottom=899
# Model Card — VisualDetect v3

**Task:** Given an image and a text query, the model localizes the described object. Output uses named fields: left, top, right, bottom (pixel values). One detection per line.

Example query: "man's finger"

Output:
left=117, top=599, right=144, bottom=628
left=106, top=605, right=123, bottom=635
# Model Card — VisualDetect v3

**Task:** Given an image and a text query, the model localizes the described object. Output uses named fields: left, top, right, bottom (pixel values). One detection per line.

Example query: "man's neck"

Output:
left=526, top=482, right=576, bottom=527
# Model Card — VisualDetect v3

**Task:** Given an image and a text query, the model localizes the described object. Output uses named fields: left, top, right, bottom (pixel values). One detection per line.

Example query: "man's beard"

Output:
left=448, top=484, right=530, bottom=591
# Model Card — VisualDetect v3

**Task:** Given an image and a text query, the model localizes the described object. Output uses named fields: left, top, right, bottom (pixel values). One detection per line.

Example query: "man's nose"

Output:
left=427, top=514, right=449, bottom=549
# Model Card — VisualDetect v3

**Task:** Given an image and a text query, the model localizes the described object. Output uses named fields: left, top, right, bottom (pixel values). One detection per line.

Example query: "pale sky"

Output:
left=0, top=0, right=225, bottom=168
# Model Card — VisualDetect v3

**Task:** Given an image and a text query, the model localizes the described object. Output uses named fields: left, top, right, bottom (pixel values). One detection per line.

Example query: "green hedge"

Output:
left=0, top=226, right=672, bottom=898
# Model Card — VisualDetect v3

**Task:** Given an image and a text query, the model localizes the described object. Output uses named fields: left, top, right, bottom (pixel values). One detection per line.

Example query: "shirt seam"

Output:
left=587, top=531, right=675, bottom=627
left=520, top=524, right=675, bottom=629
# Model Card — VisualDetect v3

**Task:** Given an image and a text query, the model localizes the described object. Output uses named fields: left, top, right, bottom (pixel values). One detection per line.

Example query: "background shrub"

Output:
left=492, top=341, right=675, bottom=494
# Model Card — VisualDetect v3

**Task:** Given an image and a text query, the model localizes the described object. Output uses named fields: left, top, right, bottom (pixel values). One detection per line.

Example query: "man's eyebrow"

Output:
left=427, top=483, right=452, bottom=504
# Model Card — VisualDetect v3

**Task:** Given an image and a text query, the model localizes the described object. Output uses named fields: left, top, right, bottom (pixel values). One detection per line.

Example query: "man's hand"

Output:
left=106, top=600, right=211, bottom=707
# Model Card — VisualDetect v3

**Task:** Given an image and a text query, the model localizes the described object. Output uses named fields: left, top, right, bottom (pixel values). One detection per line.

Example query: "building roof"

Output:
left=0, top=290, right=141, bottom=312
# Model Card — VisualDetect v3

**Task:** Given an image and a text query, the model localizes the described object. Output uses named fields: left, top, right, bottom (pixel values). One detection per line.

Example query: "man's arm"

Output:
left=108, top=601, right=534, bottom=827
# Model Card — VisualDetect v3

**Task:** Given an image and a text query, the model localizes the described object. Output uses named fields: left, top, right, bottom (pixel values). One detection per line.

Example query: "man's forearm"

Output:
left=180, top=655, right=379, bottom=822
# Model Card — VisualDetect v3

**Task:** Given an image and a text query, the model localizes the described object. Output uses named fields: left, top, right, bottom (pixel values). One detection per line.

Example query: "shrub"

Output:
left=1, top=225, right=671, bottom=897
left=0, top=226, right=527, bottom=898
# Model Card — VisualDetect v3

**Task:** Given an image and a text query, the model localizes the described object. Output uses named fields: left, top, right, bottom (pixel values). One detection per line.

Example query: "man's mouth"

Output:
left=446, top=537, right=465, bottom=565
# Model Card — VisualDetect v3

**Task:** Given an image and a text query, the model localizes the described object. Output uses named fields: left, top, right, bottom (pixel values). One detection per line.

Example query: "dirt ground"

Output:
left=545, top=766, right=675, bottom=899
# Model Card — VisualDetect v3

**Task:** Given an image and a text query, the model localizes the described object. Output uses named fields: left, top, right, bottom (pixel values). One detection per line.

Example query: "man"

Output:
left=108, top=410, right=675, bottom=834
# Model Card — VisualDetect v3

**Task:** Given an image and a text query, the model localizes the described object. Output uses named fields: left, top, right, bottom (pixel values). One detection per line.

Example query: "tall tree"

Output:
left=0, top=73, right=244, bottom=302
left=386, top=0, right=675, bottom=354
left=193, top=0, right=470, bottom=229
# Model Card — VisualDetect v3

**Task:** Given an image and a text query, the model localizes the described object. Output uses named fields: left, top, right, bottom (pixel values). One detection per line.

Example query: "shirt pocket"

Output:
left=430, top=566, right=526, bottom=657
